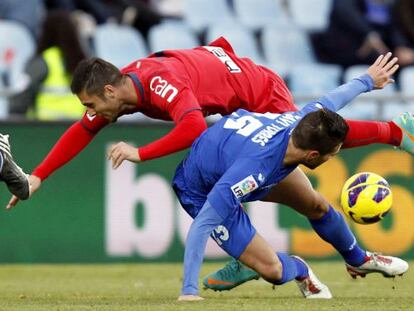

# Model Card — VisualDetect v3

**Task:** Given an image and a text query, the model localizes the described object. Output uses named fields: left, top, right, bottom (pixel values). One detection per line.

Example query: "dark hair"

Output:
left=292, top=109, right=349, bottom=155
left=70, top=57, right=123, bottom=96
left=37, top=10, right=86, bottom=74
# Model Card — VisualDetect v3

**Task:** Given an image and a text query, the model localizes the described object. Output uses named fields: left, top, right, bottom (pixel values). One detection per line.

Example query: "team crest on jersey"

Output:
left=231, top=175, right=259, bottom=199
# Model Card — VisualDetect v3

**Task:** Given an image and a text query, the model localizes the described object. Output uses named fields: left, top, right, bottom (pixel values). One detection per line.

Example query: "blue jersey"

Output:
left=181, top=102, right=325, bottom=219
left=173, top=73, right=374, bottom=296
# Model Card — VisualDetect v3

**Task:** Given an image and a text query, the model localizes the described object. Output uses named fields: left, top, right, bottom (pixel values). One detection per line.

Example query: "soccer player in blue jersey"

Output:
left=173, top=53, right=408, bottom=301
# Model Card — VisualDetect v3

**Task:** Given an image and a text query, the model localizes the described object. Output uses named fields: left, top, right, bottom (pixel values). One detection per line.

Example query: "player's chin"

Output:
left=105, top=115, right=117, bottom=123
left=303, top=162, right=319, bottom=170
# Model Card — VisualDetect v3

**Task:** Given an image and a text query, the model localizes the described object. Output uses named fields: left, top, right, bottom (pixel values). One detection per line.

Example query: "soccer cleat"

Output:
left=0, top=134, right=30, bottom=200
left=346, top=252, right=409, bottom=279
left=293, top=256, right=332, bottom=299
left=203, top=259, right=260, bottom=291
left=392, top=112, right=414, bottom=155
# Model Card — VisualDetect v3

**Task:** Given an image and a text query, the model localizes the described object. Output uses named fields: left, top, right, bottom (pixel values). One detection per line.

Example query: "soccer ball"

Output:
left=340, top=172, right=392, bottom=225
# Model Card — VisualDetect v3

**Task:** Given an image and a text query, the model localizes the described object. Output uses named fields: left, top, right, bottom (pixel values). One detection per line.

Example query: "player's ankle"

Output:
left=387, top=121, right=403, bottom=146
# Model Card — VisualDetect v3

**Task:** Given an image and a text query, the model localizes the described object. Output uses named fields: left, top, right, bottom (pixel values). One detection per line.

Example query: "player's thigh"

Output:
left=213, top=205, right=257, bottom=259
left=217, top=207, right=282, bottom=280
left=261, top=167, right=329, bottom=219
left=172, top=161, right=207, bottom=218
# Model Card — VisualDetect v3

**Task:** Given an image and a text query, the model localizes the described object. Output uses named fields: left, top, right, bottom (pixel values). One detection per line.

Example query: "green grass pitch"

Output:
left=0, top=261, right=412, bottom=311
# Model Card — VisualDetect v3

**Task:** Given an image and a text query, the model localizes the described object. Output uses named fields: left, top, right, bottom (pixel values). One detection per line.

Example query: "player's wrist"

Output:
left=356, top=74, right=374, bottom=92
left=31, top=169, right=46, bottom=181
left=137, top=148, right=141, bottom=162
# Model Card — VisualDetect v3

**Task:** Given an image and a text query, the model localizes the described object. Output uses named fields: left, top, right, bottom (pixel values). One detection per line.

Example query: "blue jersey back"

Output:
left=180, top=102, right=324, bottom=218
left=193, top=110, right=296, bottom=179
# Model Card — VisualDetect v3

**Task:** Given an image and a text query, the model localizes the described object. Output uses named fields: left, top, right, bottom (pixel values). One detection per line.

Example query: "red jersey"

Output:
left=33, top=37, right=296, bottom=180
left=80, top=37, right=296, bottom=132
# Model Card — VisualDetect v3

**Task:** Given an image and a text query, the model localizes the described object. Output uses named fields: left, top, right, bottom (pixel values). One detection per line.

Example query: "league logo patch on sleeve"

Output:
left=231, top=175, right=259, bottom=199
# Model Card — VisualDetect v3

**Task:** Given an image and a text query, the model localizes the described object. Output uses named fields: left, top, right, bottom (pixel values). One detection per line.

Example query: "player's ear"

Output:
left=305, top=150, right=320, bottom=161
left=103, top=84, right=116, bottom=98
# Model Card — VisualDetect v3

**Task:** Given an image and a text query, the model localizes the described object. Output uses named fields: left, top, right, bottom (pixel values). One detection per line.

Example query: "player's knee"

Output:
left=305, top=192, right=329, bottom=220
left=258, top=260, right=283, bottom=282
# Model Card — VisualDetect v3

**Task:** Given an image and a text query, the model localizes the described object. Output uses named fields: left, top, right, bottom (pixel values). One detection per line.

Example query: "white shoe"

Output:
left=293, top=256, right=332, bottom=299
left=0, top=134, right=30, bottom=200
left=346, top=251, right=409, bottom=278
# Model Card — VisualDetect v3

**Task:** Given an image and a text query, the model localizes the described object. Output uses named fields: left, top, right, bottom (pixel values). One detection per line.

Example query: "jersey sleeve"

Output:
left=148, top=71, right=202, bottom=122
left=32, top=116, right=107, bottom=180
left=79, top=112, right=109, bottom=133
left=138, top=109, right=207, bottom=161
left=299, top=74, right=374, bottom=115
left=207, top=158, right=267, bottom=220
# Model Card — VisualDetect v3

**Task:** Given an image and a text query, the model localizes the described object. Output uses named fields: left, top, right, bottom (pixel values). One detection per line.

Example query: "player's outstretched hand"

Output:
left=6, top=175, right=41, bottom=210
left=107, top=141, right=141, bottom=169
left=367, top=52, right=399, bottom=89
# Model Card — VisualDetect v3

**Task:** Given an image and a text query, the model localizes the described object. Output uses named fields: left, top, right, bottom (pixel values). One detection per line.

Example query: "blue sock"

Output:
left=309, top=206, right=366, bottom=266
left=273, top=252, right=309, bottom=285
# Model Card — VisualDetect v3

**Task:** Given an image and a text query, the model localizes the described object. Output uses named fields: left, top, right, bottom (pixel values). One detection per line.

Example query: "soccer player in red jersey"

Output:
left=6, top=37, right=412, bottom=208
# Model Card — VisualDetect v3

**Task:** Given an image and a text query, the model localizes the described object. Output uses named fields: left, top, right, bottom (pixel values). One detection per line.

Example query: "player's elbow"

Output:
left=183, top=110, right=208, bottom=138
left=194, top=119, right=208, bottom=136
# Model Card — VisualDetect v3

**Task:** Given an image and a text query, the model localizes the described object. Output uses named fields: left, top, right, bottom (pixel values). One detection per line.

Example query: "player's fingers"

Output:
left=388, top=64, right=399, bottom=76
left=107, top=144, right=116, bottom=160
left=379, top=52, right=392, bottom=67
left=373, top=54, right=384, bottom=67
left=113, top=154, right=125, bottom=169
left=111, top=151, right=123, bottom=169
left=383, top=56, right=398, bottom=72
left=6, top=196, right=19, bottom=210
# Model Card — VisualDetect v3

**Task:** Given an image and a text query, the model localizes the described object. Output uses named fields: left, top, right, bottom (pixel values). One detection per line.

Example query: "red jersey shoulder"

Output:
left=148, top=73, right=183, bottom=104
left=146, top=70, right=199, bottom=122
left=121, top=60, right=143, bottom=74
left=206, top=36, right=236, bottom=54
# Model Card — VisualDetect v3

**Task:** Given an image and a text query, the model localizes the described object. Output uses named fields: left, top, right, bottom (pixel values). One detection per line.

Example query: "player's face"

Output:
left=78, top=86, right=121, bottom=122
left=303, top=144, right=342, bottom=169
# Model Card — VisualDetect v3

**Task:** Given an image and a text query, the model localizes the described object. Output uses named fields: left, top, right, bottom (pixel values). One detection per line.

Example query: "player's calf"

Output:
left=0, top=134, right=30, bottom=200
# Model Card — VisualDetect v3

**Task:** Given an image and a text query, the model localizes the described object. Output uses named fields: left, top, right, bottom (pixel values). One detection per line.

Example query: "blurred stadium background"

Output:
left=0, top=0, right=414, bottom=309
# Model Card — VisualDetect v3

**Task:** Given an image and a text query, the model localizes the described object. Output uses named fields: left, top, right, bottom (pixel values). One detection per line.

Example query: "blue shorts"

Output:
left=172, top=162, right=256, bottom=259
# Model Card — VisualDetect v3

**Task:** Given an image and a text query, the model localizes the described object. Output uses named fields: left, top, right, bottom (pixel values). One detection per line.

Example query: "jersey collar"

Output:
left=126, top=72, right=145, bottom=107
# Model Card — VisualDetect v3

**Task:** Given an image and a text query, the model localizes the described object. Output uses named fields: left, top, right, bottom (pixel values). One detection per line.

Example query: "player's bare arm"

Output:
left=107, top=141, right=141, bottom=169
left=366, top=52, right=399, bottom=89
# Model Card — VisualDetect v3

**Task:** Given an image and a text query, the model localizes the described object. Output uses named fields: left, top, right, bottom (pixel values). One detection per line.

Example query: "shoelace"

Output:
left=220, top=260, right=242, bottom=278
left=305, top=278, right=321, bottom=293
left=303, top=271, right=323, bottom=293
left=370, top=252, right=392, bottom=266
